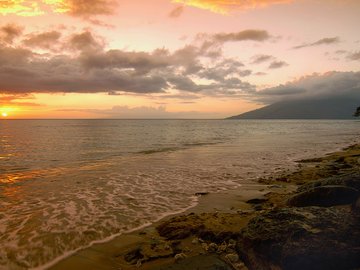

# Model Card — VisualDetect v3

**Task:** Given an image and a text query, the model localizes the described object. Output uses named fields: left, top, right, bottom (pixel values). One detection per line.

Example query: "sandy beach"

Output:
left=49, top=143, right=360, bottom=270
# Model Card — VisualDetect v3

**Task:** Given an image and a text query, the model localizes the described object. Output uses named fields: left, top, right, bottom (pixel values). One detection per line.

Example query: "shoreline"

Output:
left=49, top=143, right=360, bottom=270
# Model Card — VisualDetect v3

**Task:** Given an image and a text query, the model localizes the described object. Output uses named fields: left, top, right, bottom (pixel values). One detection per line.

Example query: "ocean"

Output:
left=0, top=119, right=359, bottom=269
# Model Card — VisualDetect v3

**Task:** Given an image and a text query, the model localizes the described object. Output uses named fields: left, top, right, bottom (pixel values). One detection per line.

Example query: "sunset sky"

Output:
left=0, top=0, right=359, bottom=118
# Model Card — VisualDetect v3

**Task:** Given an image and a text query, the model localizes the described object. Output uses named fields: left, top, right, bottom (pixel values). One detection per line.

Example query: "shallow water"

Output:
left=0, top=119, right=359, bottom=269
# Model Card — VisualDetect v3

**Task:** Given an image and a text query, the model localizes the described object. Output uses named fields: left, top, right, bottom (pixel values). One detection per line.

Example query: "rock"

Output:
left=352, top=196, right=360, bottom=213
left=227, top=239, right=236, bottom=250
left=225, top=253, right=239, bottom=263
left=233, top=262, right=247, bottom=270
left=124, top=247, right=143, bottom=264
left=174, top=253, right=187, bottom=262
left=246, top=198, right=268, bottom=204
left=297, top=173, right=360, bottom=193
left=202, top=243, right=209, bottom=251
left=288, top=185, right=359, bottom=207
left=191, top=238, right=199, bottom=244
left=156, top=213, right=241, bottom=243
left=208, top=243, right=218, bottom=253
left=123, top=241, right=174, bottom=265
left=156, top=214, right=205, bottom=240
left=217, top=242, right=227, bottom=253
left=151, top=255, right=233, bottom=270
left=195, top=192, right=209, bottom=196
left=237, top=207, right=360, bottom=270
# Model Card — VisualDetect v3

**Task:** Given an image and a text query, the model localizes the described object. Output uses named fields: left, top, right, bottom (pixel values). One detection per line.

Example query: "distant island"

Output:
left=227, top=97, right=360, bottom=119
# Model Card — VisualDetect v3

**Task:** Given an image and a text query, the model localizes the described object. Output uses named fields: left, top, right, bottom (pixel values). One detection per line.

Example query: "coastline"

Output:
left=48, top=142, right=360, bottom=270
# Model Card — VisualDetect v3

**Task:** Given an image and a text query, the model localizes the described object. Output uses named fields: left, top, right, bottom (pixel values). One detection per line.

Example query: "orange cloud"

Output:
left=0, top=0, right=43, bottom=16
left=0, top=0, right=117, bottom=18
left=172, top=0, right=292, bottom=14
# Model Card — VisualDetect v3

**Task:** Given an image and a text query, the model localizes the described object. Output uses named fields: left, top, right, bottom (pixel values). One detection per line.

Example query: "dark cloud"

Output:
left=268, top=60, right=288, bottom=69
left=0, top=27, right=262, bottom=97
left=213, top=29, right=270, bottom=43
left=23, top=31, right=61, bottom=50
left=69, top=31, right=105, bottom=51
left=256, top=71, right=360, bottom=103
left=251, top=54, right=274, bottom=64
left=169, top=5, right=184, bottom=18
left=293, top=37, right=340, bottom=49
left=347, top=51, right=360, bottom=61
left=195, top=30, right=272, bottom=61
left=0, top=23, right=23, bottom=44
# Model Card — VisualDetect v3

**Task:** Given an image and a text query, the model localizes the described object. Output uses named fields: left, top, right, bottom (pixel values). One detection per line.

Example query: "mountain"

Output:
left=227, top=97, right=359, bottom=119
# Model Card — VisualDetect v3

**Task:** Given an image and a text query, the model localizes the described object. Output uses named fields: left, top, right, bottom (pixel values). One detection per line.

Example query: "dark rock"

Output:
left=123, top=241, right=174, bottom=264
left=352, top=197, right=360, bottom=213
left=297, top=173, right=360, bottom=193
left=195, top=192, right=209, bottom=196
left=151, top=255, right=232, bottom=270
left=124, top=247, right=144, bottom=264
left=156, top=213, right=241, bottom=243
left=288, top=185, right=359, bottom=207
left=157, top=214, right=206, bottom=240
left=237, top=207, right=360, bottom=270
left=246, top=198, right=268, bottom=204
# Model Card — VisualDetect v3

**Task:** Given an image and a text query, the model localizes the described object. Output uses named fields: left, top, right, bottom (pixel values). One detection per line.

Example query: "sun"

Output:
left=1, top=112, right=8, bottom=117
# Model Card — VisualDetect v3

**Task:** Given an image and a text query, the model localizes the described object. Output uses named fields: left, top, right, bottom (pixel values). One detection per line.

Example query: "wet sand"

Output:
left=50, top=144, right=360, bottom=270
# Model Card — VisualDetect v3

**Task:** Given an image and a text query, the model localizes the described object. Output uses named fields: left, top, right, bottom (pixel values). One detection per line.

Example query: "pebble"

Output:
left=208, top=243, right=218, bottom=253
left=192, top=238, right=199, bottom=244
left=201, top=243, right=208, bottom=251
left=174, top=253, right=187, bottom=262
left=225, top=253, right=239, bottom=263
left=228, top=239, right=236, bottom=249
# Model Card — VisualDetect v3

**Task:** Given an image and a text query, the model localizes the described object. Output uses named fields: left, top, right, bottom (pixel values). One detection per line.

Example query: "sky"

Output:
left=0, top=0, right=359, bottom=119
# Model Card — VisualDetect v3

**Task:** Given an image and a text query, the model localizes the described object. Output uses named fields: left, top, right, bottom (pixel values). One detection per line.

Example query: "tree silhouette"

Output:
left=354, top=107, right=360, bottom=117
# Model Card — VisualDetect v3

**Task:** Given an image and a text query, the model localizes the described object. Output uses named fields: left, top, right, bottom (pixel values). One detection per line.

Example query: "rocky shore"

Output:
left=51, top=144, right=360, bottom=270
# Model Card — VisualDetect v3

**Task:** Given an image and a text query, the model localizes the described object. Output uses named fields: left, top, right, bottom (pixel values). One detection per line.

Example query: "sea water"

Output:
left=0, top=119, right=359, bottom=269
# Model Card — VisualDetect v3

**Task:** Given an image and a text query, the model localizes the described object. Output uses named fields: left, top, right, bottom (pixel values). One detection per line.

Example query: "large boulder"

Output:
left=297, top=173, right=360, bottom=193
left=288, top=185, right=359, bottom=207
left=237, top=207, right=360, bottom=270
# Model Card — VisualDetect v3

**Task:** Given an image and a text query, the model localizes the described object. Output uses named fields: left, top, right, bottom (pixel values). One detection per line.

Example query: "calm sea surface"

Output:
left=0, top=119, right=359, bottom=269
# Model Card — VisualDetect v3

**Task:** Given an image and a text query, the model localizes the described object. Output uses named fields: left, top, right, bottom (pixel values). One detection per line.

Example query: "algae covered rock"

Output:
left=297, top=173, right=360, bottom=192
left=288, top=185, right=359, bottom=207
left=237, top=207, right=360, bottom=270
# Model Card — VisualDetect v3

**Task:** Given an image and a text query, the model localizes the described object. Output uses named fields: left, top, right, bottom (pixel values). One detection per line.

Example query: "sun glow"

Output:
left=1, top=112, right=8, bottom=117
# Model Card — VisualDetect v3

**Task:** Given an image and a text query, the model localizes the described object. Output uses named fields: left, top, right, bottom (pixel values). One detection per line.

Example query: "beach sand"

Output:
left=50, top=144, right=360, bottom=270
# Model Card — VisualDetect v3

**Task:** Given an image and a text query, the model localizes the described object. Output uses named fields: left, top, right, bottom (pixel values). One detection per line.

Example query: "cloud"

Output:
left=293, top=37, right=340, bottom=49
left=268, top=60, right=288, bottom=69
left=172, top=0, right=292, bottom=14
left=60, top=105, right=215, bottom=119
left=0, top=0, right=117, bottom=22
left=212, top=29, right=270, bottom=43
left=0, top=23, right=23, bottom=44
left=0, top=94, right=42, bottom=107
left=198, top=29, right=271, bottom=54
left=68, top=31, right=105, bottom=51
left=256, top=71, right=360, bottom=103
left=23, top=31, right=61, bottom=49
left=347, top=51, right=360, bottom=61
left=169, top=5, right=184, bottom=18
left=251, top=54, right=274, bottom=64
left=0, top=26, right=261, bottom=97
left=56, top=0, right=117, bottom=18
